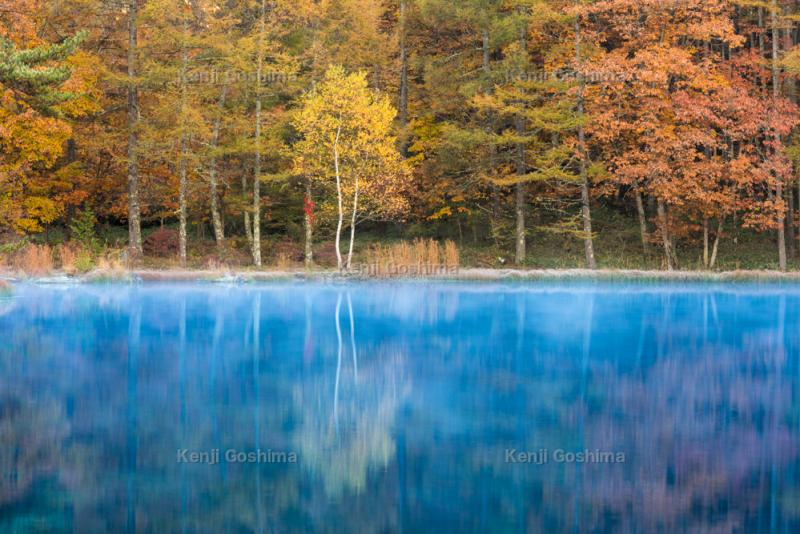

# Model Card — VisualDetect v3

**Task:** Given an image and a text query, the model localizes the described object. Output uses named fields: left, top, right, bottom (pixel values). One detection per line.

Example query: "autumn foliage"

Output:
left=4, top=0, right=800, bottom=271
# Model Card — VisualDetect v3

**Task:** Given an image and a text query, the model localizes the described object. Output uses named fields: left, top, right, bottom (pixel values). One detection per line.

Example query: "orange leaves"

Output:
left=587, top=0, right=800, bottom=235
left=0, top=2, right=97, bottom=235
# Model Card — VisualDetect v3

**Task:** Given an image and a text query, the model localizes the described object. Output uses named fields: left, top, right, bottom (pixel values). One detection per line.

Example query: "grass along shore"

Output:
left=7, top=267, right=800, bottom=284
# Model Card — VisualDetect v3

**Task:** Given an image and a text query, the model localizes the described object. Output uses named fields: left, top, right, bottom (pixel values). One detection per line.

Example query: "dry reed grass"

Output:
left=444, top=240, right=460, bottom=267
left=57, top=243, right=79, bottom=274
left=276, top=252, right=295, bottom=270
left=96, top=252, right=126, bottom=274
left=363, top=239, right=460, bottom=277
left=15, top=244, right=54, bottom=276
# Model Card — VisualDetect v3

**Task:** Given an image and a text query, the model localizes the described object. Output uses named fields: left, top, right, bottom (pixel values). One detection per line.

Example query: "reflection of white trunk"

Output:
left=635, top=311, right=646, bottom=368
left=347, top=292, right=358, bottom=383
left=303, top=292, right=312, bottom=359
left=126, top=299, right=140, bottom=533
left=333, top=125, right=344, bottom=271
left=515, top=296, right=525, bottom=356
left=582, top=295, right=594, bottom=372
left=333, top=294, right=343, bottom=431
left=211, top=303, right=223, bottom=386
left=346, top=175, right=359, bottom=271
left=252, top=291, right=263, bottom=533
left=178, top=298, right=187, bottom=532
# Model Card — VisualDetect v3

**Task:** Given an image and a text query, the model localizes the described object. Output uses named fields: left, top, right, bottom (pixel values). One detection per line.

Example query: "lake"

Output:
left=1, top=281, right=799, bottom=532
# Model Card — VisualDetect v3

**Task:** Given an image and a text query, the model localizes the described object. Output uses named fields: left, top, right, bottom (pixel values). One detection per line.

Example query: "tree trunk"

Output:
left=772, top=0, right=787, bottom=271
left=178, top=18, right=189, bottom=268
left=127, top=0, right=143, bottom=262
left=483, top=29, right=500, bottom=249
left=657, top=199, right=674, bottom=271
left=635, top=185, right=649, bottom=254
left=179, top=142, right=188, bottom=267
left=515, top=113, right=526, bottom=265
left=789, top=186, right=796, bottom=260
left=514, top=27, right=526, bottom=265
left=304, top=181, right=314, bottom=268
left=242, top=171, right=253, bottom=250
left=787, top=26, right=797, bottom=261
left=251, top=0, right=267, bottom=268
left=334, top=125, right=344, bottom=271
left=575, top=14, right=596, bottom=269
left=346, top=176, right=360, bottom=271
left=703, top=218, right=709, bottom=268
left=252, top=97, right=262, bottom=267
left=209, top=84, right=228, bottom=250
left=398, top=0, right=409, bottom=155
left=710, top=218, right=723, bottom=269
left=760, top=7, right=767, bottom=90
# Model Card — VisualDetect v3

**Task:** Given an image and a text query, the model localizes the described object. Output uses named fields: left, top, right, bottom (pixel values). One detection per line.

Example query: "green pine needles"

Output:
left=0, top=31, right=87, bottom=114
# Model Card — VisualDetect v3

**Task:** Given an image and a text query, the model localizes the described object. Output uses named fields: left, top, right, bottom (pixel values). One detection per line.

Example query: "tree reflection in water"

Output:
left=0, top=282, right=799, bottom=532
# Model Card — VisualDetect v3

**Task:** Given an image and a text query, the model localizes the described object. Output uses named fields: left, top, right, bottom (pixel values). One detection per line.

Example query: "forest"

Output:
left=4, top=0, right=800, bottom=272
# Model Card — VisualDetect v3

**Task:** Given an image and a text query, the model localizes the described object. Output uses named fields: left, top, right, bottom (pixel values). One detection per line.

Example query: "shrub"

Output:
left=75, top=250, right=96, bottom=273
left=143, top=228, right=179, bottom=258
left=274, top=239, right=304, bottom=269
left=0, top=238, right=30, bottom=267
left=314, top=242, right=339, bottom=267
left=69, top=208, right=101, bottom=253
left=204, top=245, right=251, bottom=269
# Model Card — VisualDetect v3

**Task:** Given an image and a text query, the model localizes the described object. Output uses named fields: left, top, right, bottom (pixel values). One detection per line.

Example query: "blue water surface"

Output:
left=1, top=280, right=800, bottom=533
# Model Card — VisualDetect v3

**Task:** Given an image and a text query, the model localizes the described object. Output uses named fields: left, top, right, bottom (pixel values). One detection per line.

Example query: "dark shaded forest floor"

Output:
left=1, top=207, right=795, bottom=275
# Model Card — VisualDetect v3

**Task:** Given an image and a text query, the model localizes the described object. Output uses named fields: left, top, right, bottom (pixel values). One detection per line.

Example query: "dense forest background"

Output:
left=4, top=0, right=800, bottom=271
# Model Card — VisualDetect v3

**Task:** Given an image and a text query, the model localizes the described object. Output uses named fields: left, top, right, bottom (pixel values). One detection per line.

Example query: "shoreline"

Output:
left=5, top=267, right=800, bottom=283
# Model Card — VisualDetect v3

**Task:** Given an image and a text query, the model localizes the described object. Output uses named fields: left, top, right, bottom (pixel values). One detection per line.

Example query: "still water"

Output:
left=1, top=281, right=799, bottom=533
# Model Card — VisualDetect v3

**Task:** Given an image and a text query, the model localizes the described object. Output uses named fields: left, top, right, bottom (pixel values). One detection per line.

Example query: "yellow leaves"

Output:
left=0, top=25, right=92, bottom=234
left=55, top=50, right=103, bottom=118
left=428, top=206, right=452, bottom=220
left=293, top=65, right=411, bottom=219
left=14, top=196, right=62, bottom=234
left=0, top=102, right=71, bottom=172
left=781, top=47, right=800, bottom=75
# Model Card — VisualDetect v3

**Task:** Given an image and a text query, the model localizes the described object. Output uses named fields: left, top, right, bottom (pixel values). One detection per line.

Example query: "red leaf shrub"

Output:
left=144, top=228, right=179, bottom=258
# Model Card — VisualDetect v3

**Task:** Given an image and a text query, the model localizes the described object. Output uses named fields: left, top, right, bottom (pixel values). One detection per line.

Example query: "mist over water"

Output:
left=1, top=281, right=799, bottom=532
